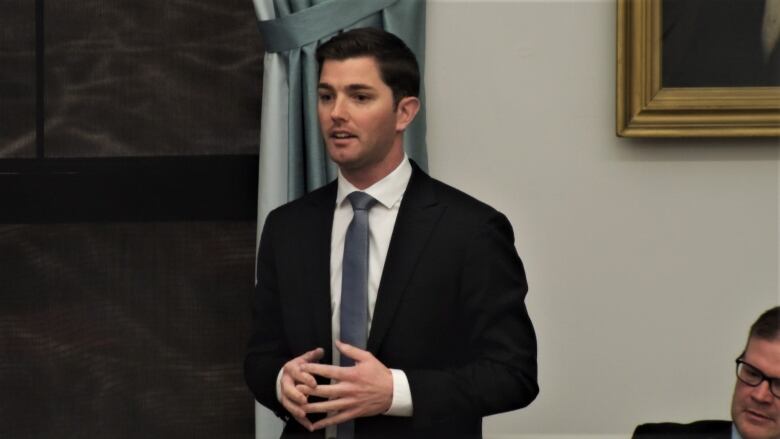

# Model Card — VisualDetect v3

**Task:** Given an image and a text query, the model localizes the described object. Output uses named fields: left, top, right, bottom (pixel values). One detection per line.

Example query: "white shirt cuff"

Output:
left=384, top=369, right=413, bottom=417
left=275, top=367, right=284, bottom=402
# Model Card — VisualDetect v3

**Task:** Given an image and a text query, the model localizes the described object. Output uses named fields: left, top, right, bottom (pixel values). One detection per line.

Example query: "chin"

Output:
left=735, top=418, right=779, bottom=439
left=328, top=150, right=367, bottom=169
left=328, top=153, right=357, bottom=168
left=327, top=142, right=357, bottom=157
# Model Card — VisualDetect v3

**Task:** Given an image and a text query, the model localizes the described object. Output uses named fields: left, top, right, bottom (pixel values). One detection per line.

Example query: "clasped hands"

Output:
left=280, top=340, right=394, bottom=431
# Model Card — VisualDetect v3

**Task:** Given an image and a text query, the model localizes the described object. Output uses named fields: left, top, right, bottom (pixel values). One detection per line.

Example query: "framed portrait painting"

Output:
left=617, top=0, right=780, bottom=137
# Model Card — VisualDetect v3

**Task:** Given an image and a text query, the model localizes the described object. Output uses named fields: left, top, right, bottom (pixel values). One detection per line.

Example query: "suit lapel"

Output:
left=367, top=165, right=445, bottom=352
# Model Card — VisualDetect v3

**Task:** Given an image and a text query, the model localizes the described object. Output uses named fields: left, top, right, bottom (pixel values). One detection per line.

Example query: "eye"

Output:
left=741, top=363, right=763, bottom=381
left=318, top=93, right=333, bottom=103
left=354, top=94, right=371, bottom=102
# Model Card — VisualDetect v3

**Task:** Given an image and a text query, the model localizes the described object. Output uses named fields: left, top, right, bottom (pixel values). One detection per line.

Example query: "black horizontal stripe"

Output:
left=0, top=155, right=258, bottom=223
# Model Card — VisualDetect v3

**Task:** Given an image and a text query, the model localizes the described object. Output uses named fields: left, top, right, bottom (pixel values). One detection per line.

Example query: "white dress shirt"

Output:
left=329, top=155, right=413, bottom=418
left=276, top=156, right=414, bottom=435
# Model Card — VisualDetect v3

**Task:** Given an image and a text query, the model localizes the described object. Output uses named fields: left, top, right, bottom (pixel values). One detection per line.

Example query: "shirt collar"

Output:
left=731, top=423, right=742, bottom=439
left=336, top=155, right=412, bottom=209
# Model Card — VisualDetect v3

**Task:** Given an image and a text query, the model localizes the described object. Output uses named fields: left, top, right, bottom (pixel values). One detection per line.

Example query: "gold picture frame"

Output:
left=616, top=0, right=780, bottom=137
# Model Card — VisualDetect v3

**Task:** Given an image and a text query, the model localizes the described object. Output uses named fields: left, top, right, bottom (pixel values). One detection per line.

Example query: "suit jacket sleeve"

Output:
left=404, top=210, right=538, bottom=428
left=244, top=210, right=290, bottom=419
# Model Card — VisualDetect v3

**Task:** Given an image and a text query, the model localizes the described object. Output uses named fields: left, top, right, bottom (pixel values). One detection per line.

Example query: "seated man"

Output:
left=633, top=306, right=779, bottom=439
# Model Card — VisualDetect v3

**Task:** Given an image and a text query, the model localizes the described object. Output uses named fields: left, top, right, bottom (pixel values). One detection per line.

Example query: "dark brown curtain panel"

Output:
left=0, top=1, right=36, bottom=158
left=0, top=223, right=256, bottom=438
left=0, top=0, right=264, bottom=437
left=42, top=0, right=263, bottom=157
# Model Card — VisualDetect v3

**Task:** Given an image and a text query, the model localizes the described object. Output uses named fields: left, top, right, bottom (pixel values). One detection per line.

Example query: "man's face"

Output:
left=317, top=56, right=402, bottom=176
left=732, top=337, right=780, bottom=439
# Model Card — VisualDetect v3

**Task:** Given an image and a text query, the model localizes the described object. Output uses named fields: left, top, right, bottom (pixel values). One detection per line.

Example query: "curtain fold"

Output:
left=250, top=1, right=427, bottom=437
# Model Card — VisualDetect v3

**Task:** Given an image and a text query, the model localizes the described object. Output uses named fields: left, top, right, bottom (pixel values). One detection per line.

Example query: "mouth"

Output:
left=329, top=130, right=357, bottom=141
left=743, top=408, right=775, bottom=424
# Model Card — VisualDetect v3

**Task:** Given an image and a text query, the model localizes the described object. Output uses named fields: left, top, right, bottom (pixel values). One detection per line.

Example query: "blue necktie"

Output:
left=338, top=191, right=377, bottom=439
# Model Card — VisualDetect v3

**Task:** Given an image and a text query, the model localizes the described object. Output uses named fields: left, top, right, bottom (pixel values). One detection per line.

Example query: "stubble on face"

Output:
left=732, top=338, right=780, bottom=439
left=317, top=57, right=404, bottom=188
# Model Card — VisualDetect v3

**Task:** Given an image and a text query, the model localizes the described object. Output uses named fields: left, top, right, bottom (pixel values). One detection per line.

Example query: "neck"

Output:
left=341, top=143, right=405, bottom=190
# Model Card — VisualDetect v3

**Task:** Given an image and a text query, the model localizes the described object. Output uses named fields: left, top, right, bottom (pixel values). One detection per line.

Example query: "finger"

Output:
left=303, top=396, right=354, bottom=414
left=281, top=393, right=315, bottom=432
left=305, top=382, right=348, bottom=399
left=295, top=383, right=316, bottom=396
left=301, top=362, right=347, bottom=381
left=281, top=375, right=308, bottom=405
left=311, top=408, right=361, bottom=430
left=294, top=370, right=319, bottom=388
left=280, top=394, right=308, bottom=422
left=285, top=364, right=318, bottom=388
left=282, top=384, right=307, bottom=406
left=335, top=340, right=372, bottom=362
left=301, top=347, right=325, bottom=362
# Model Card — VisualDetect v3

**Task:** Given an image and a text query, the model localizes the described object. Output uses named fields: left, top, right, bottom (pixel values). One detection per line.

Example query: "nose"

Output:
left=750, top=380, right=774, bottom=403
left=330, top=96, right=348, bottom=122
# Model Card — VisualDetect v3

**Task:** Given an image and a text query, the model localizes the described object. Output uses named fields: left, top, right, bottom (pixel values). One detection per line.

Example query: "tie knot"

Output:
left=347, top=191, right=378, bottom=211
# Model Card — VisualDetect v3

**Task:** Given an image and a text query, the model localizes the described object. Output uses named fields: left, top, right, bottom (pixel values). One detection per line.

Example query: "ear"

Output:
left=394, top=96, right=420, bottom=132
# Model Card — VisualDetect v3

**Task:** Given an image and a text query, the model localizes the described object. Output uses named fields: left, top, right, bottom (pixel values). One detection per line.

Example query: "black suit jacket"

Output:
left=633, top=420, right=732, bottom=439
left=245, top=162, right=538, bottom=438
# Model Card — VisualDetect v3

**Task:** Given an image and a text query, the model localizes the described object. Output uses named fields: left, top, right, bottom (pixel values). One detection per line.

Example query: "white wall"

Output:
left=425, top=1, right=780, bottom=438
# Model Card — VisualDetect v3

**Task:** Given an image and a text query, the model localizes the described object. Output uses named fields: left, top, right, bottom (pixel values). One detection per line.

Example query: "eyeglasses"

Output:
left=735, top=359, right=780, bottom=399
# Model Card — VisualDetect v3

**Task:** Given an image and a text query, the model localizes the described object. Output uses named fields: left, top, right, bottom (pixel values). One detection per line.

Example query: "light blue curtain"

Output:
left=249, top=1, right=427, bottom=437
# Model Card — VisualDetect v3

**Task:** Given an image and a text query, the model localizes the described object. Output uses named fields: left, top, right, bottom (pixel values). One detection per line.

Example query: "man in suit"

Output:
left=633, top=306, right=780, bottom=439
left=244, top=28, right=538, bottom=438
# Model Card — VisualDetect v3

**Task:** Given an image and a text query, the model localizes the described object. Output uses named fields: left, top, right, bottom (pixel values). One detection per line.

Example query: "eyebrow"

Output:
left=317, top=83, right=376, bottom=93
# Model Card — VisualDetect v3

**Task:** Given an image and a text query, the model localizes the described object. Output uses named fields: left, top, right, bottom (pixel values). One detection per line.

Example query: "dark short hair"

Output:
left=748, top=306, right=780, bottom=341
left=315, top=27, right=420, bottom=105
